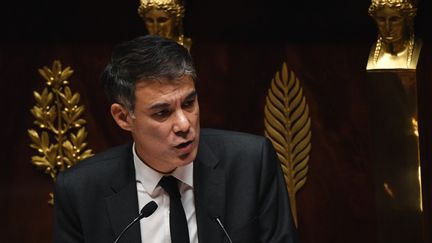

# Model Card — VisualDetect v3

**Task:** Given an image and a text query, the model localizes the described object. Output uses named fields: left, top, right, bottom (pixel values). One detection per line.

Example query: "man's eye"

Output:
left=182, top=99, right=195, bottom=108
left=153, top=110, right=170, bottom=118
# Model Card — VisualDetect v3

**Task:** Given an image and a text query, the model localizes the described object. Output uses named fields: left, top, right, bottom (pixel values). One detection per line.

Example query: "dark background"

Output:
left=1, top=0, right=431, bottom=242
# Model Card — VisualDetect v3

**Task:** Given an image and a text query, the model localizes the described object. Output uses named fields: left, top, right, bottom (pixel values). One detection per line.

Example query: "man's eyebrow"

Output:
left=149, top=103, right=170, bottom=111
left=148, top=90, right=197, bottom=110
left=184, top=90, right=197, bottom=100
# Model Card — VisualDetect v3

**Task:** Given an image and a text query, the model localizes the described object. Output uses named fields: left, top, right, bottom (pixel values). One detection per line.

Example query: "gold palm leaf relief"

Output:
left=28, top=60, right=93, bottom=205
left=264, top=62, right=311, bottom=227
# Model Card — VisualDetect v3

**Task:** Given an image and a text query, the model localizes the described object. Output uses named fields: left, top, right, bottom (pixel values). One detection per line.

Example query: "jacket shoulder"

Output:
left=58, top=143, right=132, bottom=182
left=201, top=128, right=268, bottom=146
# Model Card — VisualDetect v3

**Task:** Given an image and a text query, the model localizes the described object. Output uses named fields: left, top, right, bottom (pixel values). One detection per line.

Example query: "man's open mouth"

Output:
left=175, top=141, right=192, bottom=149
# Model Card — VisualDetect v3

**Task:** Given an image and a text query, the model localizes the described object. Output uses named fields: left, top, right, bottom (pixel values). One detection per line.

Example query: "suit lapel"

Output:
left=194, top=139, right=226, bottom=243
left=102, top=139, right=227, bottom=243
left=104, top=144, right=141, bottom=243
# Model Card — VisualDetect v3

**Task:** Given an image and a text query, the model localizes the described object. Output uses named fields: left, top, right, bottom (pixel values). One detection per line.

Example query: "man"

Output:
left=53, top=35, right=297, bottom=243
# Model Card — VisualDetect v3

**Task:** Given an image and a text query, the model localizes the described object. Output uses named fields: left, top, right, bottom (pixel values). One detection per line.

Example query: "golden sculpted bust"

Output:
left=367, top=0, right=422, bottom=70
left=138, top=0, right=192, bottom=50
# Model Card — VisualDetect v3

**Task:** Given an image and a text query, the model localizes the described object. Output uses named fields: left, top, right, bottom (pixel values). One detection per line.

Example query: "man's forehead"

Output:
left=134, top=76, right=196, bottom=106
left=136, top=75, right=195, bottom=88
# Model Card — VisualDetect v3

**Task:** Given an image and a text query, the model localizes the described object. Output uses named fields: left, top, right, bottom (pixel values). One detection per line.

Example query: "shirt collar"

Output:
left=132, top=143, right=194, bottom=193
left=172, top=160, right=194, bottom=188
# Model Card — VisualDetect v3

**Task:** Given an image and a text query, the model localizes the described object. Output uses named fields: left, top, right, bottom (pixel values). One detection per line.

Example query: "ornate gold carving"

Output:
left=137, top=0, right=192, bottom=50
left=367, top=0, right=422, bottom=70
left=264, top=63, right=311, bottom=227
left=368, top=0, right=417, bottom=15
left=28, top=60, right=93, bottom=204
left=138, top=0, right=185, bottom=18
left=372, top=34, right=415, bottom=67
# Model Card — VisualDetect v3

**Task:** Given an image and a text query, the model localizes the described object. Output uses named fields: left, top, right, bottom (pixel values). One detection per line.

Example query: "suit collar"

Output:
left=194, top=137, right=226, bottom=243
left=104, top=143, right=141, bottom=243
left=103, top=137, right=228, bottom=243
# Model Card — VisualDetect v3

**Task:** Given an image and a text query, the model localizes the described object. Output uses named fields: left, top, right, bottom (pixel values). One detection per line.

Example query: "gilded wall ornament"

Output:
left=138, top=0, right=192, bottom=50
left=28, top=60, right=93, bottom=204
left=264, top=63, right=311, bottom=227
left=367, top=0, right=422, bottom=69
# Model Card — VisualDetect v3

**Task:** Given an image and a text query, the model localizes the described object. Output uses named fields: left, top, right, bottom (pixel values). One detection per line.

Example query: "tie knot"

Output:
left=159, top=176, right=181, bottom=199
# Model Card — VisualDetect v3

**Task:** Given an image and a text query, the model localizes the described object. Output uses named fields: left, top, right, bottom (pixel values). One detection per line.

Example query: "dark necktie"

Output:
left=159, top=176, right=190, bottom=243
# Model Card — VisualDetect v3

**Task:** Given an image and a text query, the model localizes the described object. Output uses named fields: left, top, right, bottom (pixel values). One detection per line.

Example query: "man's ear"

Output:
left=110, top=103, right=133, bottom=131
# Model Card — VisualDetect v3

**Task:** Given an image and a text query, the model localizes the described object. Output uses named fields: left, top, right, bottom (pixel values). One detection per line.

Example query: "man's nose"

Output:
left=173, top=110, right=191, bottom=135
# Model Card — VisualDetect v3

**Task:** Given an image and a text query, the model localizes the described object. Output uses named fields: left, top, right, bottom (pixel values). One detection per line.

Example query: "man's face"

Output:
left=373, top=6, right=408, bottom=45
left=114, top=75, right=200, bottom=173
left=144, top=8, right=175, bottom=38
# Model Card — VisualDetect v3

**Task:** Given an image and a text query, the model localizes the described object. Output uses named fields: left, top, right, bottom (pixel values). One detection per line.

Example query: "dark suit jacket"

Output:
left=53, top=128, right=298, bottom=243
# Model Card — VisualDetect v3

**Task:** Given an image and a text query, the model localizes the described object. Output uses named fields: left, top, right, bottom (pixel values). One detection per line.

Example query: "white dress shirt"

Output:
left=133, top=144, right=198, bottom=243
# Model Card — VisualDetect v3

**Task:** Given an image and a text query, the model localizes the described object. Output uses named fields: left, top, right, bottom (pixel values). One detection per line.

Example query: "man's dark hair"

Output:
left=101, top=35, right=196, bottom=111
